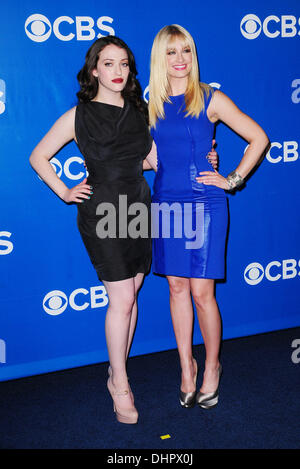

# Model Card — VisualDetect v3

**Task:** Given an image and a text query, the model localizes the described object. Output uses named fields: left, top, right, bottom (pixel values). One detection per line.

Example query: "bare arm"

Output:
left=143, top=158, right=153, bottom=170
left=209, top=90, right=269, bottom=178
left=197, top=90, right=269, bottom=189
left=143, top=140, right=158, bottom=172
left=142, top=137, right=218, bottom=172
left=29, top=107, right=91, bottom=202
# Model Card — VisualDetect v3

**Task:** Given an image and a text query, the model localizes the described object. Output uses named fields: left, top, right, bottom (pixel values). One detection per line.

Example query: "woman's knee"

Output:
left=168, top=277, right=190, bottom=298
left=104, top=279, right=136, bottom=315
left=105, top=289, right=135, bottom=316
left=191, top=279, right=216, bottom=310
left=113, top=292, right=136, bottom=315
left=191, top=288, right=215, bottom=311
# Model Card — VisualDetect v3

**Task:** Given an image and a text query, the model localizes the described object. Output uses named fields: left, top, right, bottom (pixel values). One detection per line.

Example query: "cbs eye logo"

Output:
left=25, top=13, right=115, bottom=42
left=244, top=259, right=300, bottom=285
left=43, top=286, right=109, bottom=315
left=43, top=290, right=68, bottom=315
left=241, top=14, right=300, bottom=39
left=240, top=14, right=262, bottom=40
left=244, top=262, right=264, bottom=285
left=143, top=85, right=149, bottom=103
left=37, top=156, right=87, bottom=182
left=25, top=14, right=51, bottom=42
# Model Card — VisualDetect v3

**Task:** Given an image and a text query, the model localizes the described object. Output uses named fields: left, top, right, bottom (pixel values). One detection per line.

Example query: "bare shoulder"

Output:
left=211, top=89, right=237, bottom=106
left=207, top=90, right=241, bottom=123
left=207, top=89, right=223, bottom=123
left=37, top=106, right=77, bottom=148
left=57, top=106, right=77, bottom=125
left=50, top=106, right=77, bottom=135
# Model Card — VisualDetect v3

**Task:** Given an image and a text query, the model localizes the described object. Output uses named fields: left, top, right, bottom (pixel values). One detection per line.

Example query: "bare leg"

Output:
left=167, top=276, right=197, bottom=393
left=190, top=278, right=221, bottom=393
left=126, top=273, right=144, bottom=359
left=103, top=278, right=135, bottom=394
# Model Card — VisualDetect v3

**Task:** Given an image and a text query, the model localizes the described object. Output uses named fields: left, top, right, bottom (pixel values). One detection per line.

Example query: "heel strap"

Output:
left=113, top=389, right=129, bottom=397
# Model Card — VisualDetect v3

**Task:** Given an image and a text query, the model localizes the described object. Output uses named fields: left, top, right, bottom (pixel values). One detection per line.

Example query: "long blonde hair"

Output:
left=149, top=24, right=212, bottom=128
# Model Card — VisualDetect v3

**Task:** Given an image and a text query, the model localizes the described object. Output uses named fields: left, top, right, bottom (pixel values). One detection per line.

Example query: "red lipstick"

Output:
left=112, top=78, right=124, bottom=83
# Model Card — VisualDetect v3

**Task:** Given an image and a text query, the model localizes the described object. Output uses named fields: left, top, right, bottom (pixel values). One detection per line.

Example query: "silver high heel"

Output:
left=196, top=364, right=222, bottom=409
left=180, top=359, right=198, bottom=408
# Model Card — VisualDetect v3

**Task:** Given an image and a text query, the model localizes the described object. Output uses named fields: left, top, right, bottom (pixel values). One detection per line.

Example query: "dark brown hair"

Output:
left=77, top=36, right=148, bottom=122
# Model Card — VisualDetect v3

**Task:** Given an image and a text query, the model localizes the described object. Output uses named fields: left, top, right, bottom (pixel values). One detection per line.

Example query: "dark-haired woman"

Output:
left=29, top=36, right=157, bottom=425
left=30, top=36, right=217, bottom=424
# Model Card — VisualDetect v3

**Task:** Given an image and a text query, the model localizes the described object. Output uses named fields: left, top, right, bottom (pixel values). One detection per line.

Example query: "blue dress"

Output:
left=151, top=88, right=228, bottom=279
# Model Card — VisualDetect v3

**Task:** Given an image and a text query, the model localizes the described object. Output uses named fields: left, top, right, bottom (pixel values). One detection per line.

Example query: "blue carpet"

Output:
left=0, top=327, right=299, bottom=449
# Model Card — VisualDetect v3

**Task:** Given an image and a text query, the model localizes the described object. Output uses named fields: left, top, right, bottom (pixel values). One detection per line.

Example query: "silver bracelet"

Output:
left=226, top=170, right=244, bottom=190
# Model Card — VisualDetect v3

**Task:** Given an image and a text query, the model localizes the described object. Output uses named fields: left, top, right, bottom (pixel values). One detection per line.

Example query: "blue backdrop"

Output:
left=1, top=0, right=299, bottom=381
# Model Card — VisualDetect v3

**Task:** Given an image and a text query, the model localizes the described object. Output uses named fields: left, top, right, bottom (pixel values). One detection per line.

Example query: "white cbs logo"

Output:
left=49, top=156, right=87, bottom=181
left=0, top=231, right=13, bottom=255
left=143, top=85, right=149, bottom=103
left=43, top=286, right=108, bottom=315
left=240, top=14, right=300, bottom=39
left=244, top=259, right=300, bottom=286
left=0, top=79, right=6, bottom=115
left=25, top=14, right=115, bottom=42
left=291, top=79, right=300, bottom=104
left=0, top=339, right=6, bottom=364
left=266, top=141, right=299, bottom=164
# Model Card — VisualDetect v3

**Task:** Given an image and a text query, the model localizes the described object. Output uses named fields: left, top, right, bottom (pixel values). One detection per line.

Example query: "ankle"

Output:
left=181, top=357, right=197, bottom=375
left=204, top=360, right=220, bottom=372
left=109, top=366, right=128, bottom=386
left=180, top=355, right=194, bottom=369
left=111, top=376, right=129, bottom=391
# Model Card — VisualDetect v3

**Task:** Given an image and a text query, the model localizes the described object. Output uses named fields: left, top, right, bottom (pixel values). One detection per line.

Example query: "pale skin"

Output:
left=148, top=37, right=269, bottom=395
left=29, top=43, right=218, bottom=418
left=30, top=45, right=143, bottom=419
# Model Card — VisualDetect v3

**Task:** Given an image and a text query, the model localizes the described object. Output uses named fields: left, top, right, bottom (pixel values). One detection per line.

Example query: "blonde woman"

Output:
left=148, top=25, right=268, bottom=409
left=29, top=32, right=218, bottom=425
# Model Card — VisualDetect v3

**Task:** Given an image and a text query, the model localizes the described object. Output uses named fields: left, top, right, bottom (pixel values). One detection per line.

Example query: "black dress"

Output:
left=75, top=100, right=152, bottom=282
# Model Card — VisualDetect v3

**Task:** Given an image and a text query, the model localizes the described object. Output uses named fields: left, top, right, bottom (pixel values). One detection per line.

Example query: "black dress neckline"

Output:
left=89, top=100, right=125, bottom=110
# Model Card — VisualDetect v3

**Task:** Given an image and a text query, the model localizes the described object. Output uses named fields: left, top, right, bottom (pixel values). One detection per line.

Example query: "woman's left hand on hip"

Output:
left=196, top=170, right=229, bottom=190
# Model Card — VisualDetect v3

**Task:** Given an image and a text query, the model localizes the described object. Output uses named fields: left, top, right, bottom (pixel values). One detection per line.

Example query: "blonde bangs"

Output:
left=149, top=24, right=212, bottom=128
left=166, top=32, right=189, bottom=51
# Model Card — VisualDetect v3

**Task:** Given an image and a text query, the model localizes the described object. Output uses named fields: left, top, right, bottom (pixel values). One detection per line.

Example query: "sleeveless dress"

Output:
left=151, top=87, right=228, bottom=279
left=75, top=100, right=152, bottom=282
